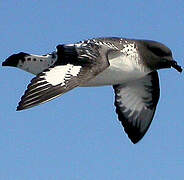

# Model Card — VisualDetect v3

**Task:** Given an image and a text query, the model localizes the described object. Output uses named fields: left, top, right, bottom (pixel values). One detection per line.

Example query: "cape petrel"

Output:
left=2, top=37, right=182, bottom=143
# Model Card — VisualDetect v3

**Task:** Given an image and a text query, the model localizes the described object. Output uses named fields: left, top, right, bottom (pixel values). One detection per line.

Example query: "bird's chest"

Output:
left=81, top=55, right=150, bottom=87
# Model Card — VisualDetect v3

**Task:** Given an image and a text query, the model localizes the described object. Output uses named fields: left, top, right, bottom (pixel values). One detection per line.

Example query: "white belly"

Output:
left=81, top=55, right=150, bottom=87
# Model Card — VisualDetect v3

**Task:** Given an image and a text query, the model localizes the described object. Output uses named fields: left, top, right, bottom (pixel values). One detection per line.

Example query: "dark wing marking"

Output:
left=113, top=71, right=160, bottom=144
left=17, top=64, right=82, bottom=110
left=17, top=42, right=110, bottom=110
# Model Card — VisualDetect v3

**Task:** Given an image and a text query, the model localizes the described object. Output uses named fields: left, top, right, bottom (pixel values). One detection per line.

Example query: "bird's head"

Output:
left=138, top=40, right=182, bottom=73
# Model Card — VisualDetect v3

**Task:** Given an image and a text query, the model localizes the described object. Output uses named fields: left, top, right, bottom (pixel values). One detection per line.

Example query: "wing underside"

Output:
left=113, top=71, right=160, bottom=143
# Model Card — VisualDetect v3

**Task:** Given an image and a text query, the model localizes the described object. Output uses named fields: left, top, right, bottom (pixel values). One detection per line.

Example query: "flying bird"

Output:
left=2, top=37, right=182, bottom=143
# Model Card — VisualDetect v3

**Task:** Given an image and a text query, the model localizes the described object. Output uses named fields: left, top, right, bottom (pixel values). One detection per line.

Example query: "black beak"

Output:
left=170, top=60, right=183, bottom=73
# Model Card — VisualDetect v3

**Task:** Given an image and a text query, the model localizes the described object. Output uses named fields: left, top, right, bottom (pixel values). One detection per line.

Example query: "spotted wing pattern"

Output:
left=17, top=64, right=84, bottom=110
left=17, top=42, right=110, bottom=110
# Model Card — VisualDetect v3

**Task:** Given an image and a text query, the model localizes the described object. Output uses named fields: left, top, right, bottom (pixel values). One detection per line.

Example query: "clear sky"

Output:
left=1, top=1, right=184, bottom=180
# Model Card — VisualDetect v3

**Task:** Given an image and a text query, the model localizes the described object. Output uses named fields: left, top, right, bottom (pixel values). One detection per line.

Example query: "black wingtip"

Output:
left=16, top=102, right=28, bottom=111
left=16, top=106, right=22, bottom=111
left=125, top=129, right=144, bottom=144
left=16, top=105, right=29, bottom=111
left=129, top=136, right=142, bottom=144
left=2, top=52, right=29, bottom=67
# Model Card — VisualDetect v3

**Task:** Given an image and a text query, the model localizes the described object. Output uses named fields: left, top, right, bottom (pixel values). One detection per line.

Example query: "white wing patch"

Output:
left=116, top=79, right=152, bottom=114
left=43, top=64, right=81, bottom=86
left=17, top=64, right=83, bottom=110
left=113, top=71, right=160, bottom=143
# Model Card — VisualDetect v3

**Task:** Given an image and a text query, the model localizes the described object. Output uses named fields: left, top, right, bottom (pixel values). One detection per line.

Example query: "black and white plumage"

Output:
left=113, top=71, right=160, bottom=143
left=2, top=37, right=182, bottom=143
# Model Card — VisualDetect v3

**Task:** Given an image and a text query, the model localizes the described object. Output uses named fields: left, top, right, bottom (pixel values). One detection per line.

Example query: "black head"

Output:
left=138, top=40, right=182, bottom=73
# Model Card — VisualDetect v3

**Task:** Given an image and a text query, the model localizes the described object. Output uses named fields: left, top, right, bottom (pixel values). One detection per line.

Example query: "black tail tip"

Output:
left=2, top=57, right=13, bottom=66
left=2, top=52, right=29, bottom=67
left=2, top=61, right=7, bottom=66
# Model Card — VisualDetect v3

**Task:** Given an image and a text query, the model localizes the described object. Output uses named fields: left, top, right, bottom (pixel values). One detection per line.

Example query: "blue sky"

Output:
left=0, top=1, right=183, bottom=179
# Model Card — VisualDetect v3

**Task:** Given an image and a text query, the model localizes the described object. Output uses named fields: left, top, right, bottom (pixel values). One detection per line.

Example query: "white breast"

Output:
left=81, top=54, right=151, bottom=87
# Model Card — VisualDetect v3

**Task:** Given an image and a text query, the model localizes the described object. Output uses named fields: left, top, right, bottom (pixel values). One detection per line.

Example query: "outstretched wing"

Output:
left=17, top=42, right=110, bottom=110
left=113, top=71, right=160, bottom=144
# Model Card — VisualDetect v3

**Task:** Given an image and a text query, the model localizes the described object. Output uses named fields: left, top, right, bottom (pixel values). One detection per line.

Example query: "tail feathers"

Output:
left=2, top=52, right=57, bottom=75
left=2, top=52, right=29, bottom=67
